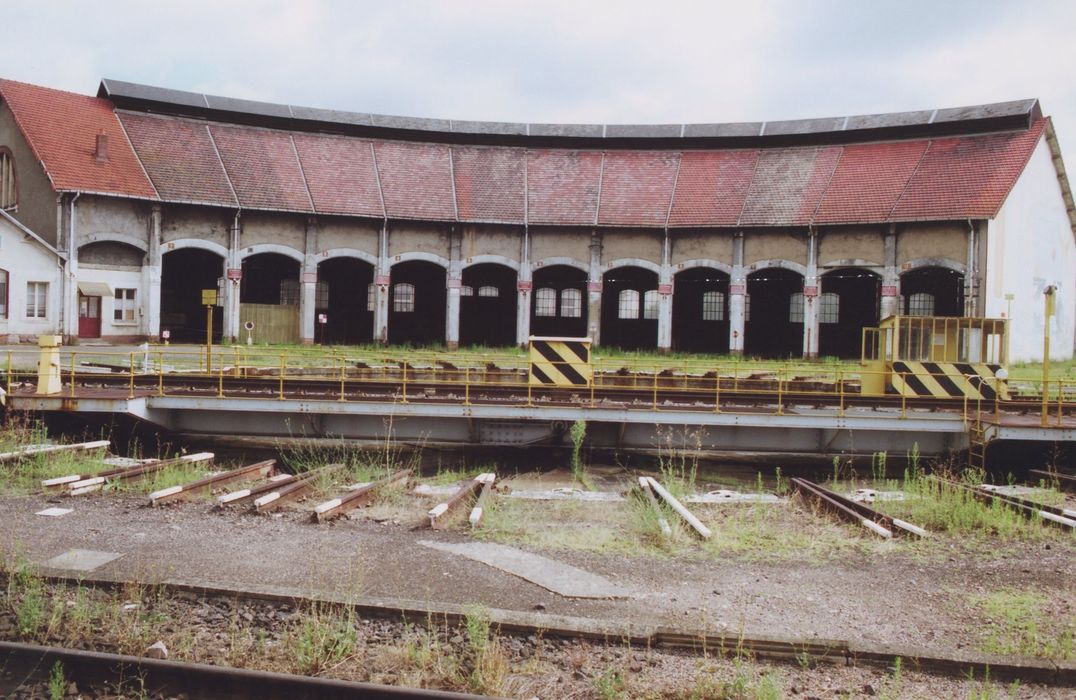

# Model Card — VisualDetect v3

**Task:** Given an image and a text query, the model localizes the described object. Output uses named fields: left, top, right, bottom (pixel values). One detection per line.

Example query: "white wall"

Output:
left=0, top=215, right=62, bottom=340
left=76, top=266, right=145, bottom=337
left=986, top=135, right=1076, bottom=362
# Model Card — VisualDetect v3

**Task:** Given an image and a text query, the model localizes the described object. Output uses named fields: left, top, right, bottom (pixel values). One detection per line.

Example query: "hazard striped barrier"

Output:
left=528, top=336, right=592, bottom=387
left=891, top=361, right=1009, bottom=400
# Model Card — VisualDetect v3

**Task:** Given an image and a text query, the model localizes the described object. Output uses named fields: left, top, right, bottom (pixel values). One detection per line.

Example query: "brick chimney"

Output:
left=94, top=131, right=109, bottom=162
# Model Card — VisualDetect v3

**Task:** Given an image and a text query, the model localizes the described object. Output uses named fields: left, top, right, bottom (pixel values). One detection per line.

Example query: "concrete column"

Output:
left=657, top=230, right=673, bottom=351
left=62, top=194, right=80, bottom=340
left=374, top=222, right=389, bottom=343
left=516, top=228, right=532, bottom=346
left=880, top=225, right=900, bottom=319
left=729, top=231, right=745, bottom=355
left=143, top=205, right=162, bottom=339
left=446, top=227, right=462, bottom=349
left=223, top=213, right=242, bottom=342
left=587, top=231, right=603, bottom=344
left=803, top=230, right=820, bottom=358
left=299, top=217, right=318, bottom=345
left=965, top=221, right=980, bottom=317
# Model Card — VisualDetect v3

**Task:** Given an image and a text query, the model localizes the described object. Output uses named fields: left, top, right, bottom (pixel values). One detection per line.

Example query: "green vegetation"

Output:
left=968, top=589, right=1074, bottom=661
left=569, top=419, right=593, bottom=490
left=289, top=603, right=359, bottom=675
left=47, top=661, right=65, bottom=700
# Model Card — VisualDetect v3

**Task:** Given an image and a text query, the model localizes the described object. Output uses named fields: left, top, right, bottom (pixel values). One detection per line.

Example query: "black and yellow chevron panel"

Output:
left=528, top=337, right=592, bottom=387
left=891, top=361, right=1009, bottom=401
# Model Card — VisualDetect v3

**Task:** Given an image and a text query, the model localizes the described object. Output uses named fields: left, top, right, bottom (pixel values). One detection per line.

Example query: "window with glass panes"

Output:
left=618, top=289, right=640, bottom=319
left=113, top=288, right=136, bottom=322
left=0, top=269, right=7, bottom=318
left=819, top=292, right=839, bottom=324
left=279, top=279, right=299, bottom=305
left=560, top=289, right=582, bottom=317
left=393, top=283, right=415, bottom=312
left=26, top=281, right=47, bottom=318
left=477, top=286, right=498, bottom=297
left=535, top=288, right=556, bottom=316
left=789, top=293, right=805, bottom=322
left=907, top=292, right=934, bottom=316
left=642, top=290, right=659, bottom=319
left=0, top=150, right=15, bottom=211
left=702, top=291, right=724, bottom=321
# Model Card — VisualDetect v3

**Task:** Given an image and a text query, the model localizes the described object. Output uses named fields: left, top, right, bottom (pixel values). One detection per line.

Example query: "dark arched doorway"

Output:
left=600, top=266, right=658, bottom=350
left=899, top=266, right=964, bottom=317
left=389, top=260, right=446, bottom=346
left=317, top=257, right=375, bottom=344
left=460, top=263, right=517, bottom=347
left=530, top=265, right=588, bottom=338
left=161, top=248, right=223, bottom=342
left=744, top=267, right=803, bottom=358
left=819, top=267, right=881, bottom=358
left=672, top=267, right=730, bottom=353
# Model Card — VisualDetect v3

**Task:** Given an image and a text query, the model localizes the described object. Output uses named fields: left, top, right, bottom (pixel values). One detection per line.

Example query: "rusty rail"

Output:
left=428, top=473, right=492, bottom=529
left=149, top=459, right=276, bottom=505
left=931, top=477, right=1076, bottom=530
left=312, top=469, right=411, bottom=522
left=254, top=464, right=342, bottom=513
left=1028, top=469, right=1076, bottom=493
left=791, top=478, right=929, bottom=539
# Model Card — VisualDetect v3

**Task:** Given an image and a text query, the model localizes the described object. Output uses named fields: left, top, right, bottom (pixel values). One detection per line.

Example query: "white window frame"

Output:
left=907, top=292, right=934, bottom=317
left=113, top=288, right=137, bottom=323
left=535, top=288, right=557, bottom=317
left=366, top=283, right=376, bottom=312
left=26, top=281, right=47, bottom=319
left=0, top=149, right=15, bottom=212
left=560, top=288, right=582, bottom=318
left=393, top=282, right=415, bottom=313
left=789, top=292, right=805, bottom=323
left=477, top=285, right=499, bottom=298
left=819, top=292, right=839, bottom=324
left=642, top=290, right=659, bottom=320
left=701, top=291, right=724, bottom=321
left=0, top=268, right=8, bottom=319
left=460, top=285, right=474, bottom=297
left=618, top=289, right=640, bottom=319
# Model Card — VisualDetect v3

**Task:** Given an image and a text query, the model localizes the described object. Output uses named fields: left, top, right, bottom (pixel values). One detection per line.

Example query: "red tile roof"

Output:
left=294, top=133, right=383, bottom=218
left=373, top=141, right=456, bottom=221
left=452, top=146, right=525, bottom=223
left=209, top=125, right=312, bottom=212
left=669, top=150, right=758, bottom=227
left=118, top=112, right=236, bottom=206
left=597, top=152, right=680, bottom=227
left=527, top=150, right=602, bottom=225
left=0, top=79, right=156, bottom=198
left=890, top=119, right=1046, bottom=220
left=0, top=79, right=1052, bottom=228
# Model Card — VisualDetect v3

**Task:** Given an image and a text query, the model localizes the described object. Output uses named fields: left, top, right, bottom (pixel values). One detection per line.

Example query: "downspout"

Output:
left=966, top=219, right=976, bottom=317
left=64, top=192, right=81, bottom=340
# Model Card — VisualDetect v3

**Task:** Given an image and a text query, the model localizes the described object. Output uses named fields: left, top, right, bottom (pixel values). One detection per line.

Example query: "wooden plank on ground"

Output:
left=645, top=477, right=712, bottom=539
left=148, top=459, right=276, bottom=505
left=254, top=464, right=341, bottom=514
left=468, top=473, right=497, bottom=528
left=312, top=469, right=411, bottom=522
left=638, top=476, right=672, bottom=537
left=1, top=440, right=110, bottom=464
left=428, top=473, right=488, bottom=529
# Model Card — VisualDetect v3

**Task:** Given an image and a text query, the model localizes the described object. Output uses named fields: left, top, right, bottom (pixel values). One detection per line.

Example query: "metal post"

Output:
left=278, top=354, right=285, bottom=400
left=69, top=353, right=76, bottom=398
left=1042, top=286, right=1056, bottom=427
left=339, top=358, right=346, bottom=402
left=464, top=366, right=470, bottom=406
left=777, top=368, right=784, bottom=416
left=838, top=368, right=844, bottom=417
left=128, top=352, right=135, bottom=399
left=157, top=352, right=164, bottom=396
left=401, top=361, right=408, bottom=403
left=206, top=304, right=213, bottom=375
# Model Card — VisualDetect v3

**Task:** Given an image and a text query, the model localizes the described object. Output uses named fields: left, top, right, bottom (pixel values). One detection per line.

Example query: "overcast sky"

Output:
left=4, top=0, right=1075, bottom=163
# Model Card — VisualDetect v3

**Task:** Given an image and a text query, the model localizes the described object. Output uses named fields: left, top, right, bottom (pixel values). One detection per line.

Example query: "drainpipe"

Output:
left=965, top=219, right=977, bottom=317
left=224, top=209, right=242, bottom=342
left=65, top=192, right=81, bottom=342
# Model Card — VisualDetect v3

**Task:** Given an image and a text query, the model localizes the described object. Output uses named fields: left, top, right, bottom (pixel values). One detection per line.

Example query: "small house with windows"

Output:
left=0, top=209, right=62, bottom=342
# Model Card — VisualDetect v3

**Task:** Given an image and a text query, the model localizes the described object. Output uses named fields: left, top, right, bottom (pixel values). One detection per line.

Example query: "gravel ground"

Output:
left=0, top=485, right=1073, bottom=699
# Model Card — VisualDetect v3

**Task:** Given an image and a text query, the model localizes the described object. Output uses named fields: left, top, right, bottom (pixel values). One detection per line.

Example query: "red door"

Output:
left=78, top=294, right=101, bottom=338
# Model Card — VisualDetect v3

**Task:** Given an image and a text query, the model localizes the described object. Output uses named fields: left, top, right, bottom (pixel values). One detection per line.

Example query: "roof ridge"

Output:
left=886, top=140, right=932, bottom=220
left=289, top=134, right=316, bottom=213
left=808, top=146, right=845, bottom=225
left=204, top=125, right=240, bottom=207
left=114, top=112, right=159, bottom=200
left=735, top=150, right=764, bottom=227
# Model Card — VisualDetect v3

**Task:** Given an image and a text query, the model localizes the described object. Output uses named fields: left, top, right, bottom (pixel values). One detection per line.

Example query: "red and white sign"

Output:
left=658, top=283, right=673, bottom=295
left=729, top=284, right=746, bottom=295
left=226, top=268, right=242, bottom=281
left=375, top=275, right=391, bottom=286
left=517, top=280, right=533, bottom=291
left=301, top=272, right=317, bottom=284
left=803, top=286, right=819, bottom=297
left=447, top=278, right=462, bottom=289
left=881, top=285, right=898, bottom=297
left=587, top=281, right=603, bottom=293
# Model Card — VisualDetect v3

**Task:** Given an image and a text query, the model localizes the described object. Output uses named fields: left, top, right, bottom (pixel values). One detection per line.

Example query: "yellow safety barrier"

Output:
left=890, top=361, right=1010, bottom=401
left=527, top=336, right=592, bottom=388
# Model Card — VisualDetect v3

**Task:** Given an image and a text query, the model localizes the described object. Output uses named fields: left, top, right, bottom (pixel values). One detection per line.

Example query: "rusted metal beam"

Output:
left=802, top=478, right=926, bottom=538
left=644, top=477, right=712, bottom=539
left=68, top=453, right=214, bottom=495
left=0, top=439, right=110, bottom=463
left=43, top=459, right=156, bottom=491
left=428, top=473, right=490, bottom=529
left=791, top=478, right=893, bottom=539
left=217, top=473, right=297, bottom=507
left=149, top=459, right=276, bottom=505
left=637, top=476, right=672, bottom=537
left=468, top=473, right=496, bottom=528
left=933, top=477, right=1076, bottom=530
left=254, top=464, right=341, bottom=513
left=1029, top=469, right=1076, bottom=493
left=312, top=469, right=411, bottom=522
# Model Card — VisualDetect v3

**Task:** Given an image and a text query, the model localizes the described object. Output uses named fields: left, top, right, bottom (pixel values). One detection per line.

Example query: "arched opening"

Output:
left=316, top=257, right=374, bottom=344
left=389, top=260, right=446, bottom=346
left=672, top=267, right=730, bottom=353
left=899, top=266, right=964, bottom=317
left=819, top=267, right=881, bottom=358
left=601, top=266, right=658, bottom=350
left=460, top=263, right=517, bottom=347
left=240, top=252, right=301, bottom=344
left=530, top=265, right=587, bottom=338
left=161, top=248, right=223, bottom=342
left=745, top=267, right=804, bottom=358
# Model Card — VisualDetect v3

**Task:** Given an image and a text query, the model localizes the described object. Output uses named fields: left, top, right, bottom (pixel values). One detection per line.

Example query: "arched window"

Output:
left=315, top=281, right=329, bottom=308
left=279, top=279, right=299, bottom=306
left=460, top=285, right=473, bottom=296
left=366, top=283, right=376, bottom=312
left=907, top=292, right=934, bottom=316
left=535, top=288, right=557, bottom=316
left=477, top=286, right=499, bottom=298
left=393, top=283, right=415, bottom=312
left=642, top=290, right=659, bottom=320
left=560, top=288, right=582, bottom=318
left=618, top=289, right=640, bottom=319
left=0, top=150, right=15, bottom=211
left=819, top=292, right=839, bottom=324
left=789, top=292, right=805, bottom=323
left=702, top=291, right=724, bottom=321
left=0, top=269, right=8, bottom=318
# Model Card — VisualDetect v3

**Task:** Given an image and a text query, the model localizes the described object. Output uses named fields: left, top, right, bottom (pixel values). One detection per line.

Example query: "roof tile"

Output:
left=669, top=150, right=758, bottom=227
left=813, top=140, right=927, bottom=224
left=0, top=79, right=157, bottom=198
left=598, top=151, right=680, bottom=226
left=373, top=141, right=456, bottom=221
left=452, top=146, right=525, bottom=223
left=527, top=150, right=602, bottom=225
left=209, top=125, right=312, bottom=212
left=293, top=133, right=383, bottom=217
left=739, top=147, right=840, bottom=226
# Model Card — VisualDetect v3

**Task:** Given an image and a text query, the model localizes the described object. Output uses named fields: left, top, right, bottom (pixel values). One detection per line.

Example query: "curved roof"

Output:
left=0, top=77, right=1053, bottom=228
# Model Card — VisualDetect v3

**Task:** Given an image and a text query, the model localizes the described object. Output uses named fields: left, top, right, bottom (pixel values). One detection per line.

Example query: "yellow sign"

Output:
left=201, top=289, right=218, bottom=306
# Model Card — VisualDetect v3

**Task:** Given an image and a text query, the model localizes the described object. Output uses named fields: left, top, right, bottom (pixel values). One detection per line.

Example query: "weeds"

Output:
left=569, top=420, right=592, bottom=490
left=969, top=589, right=1074, bottom=661
left=462, top=604, right=507, bottom=695
left=47, top=661, right=65, bottom=700
left=656, top=427, right=700, bottom=499
left=288, top=603, right=359, bottom=675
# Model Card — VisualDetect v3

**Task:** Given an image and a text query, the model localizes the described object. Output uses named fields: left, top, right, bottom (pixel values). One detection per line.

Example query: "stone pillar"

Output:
left=965, top=221, right=980, bottom=317
left=223, top=213, right=242, bottom=342
left=446, top=227, right=462, bottom=349
left=587, top=231, right=603, bottom=344
left=143, top=205, right=162, bottom=339
left=880, top=225, right=900, bottom=319
left=299, top=217, right=318, bottom=345
left=657, top=230, right=673, bottom=351
left=729, top=231, right=745, bottom=355
left=63, top=194, right=80, bottom=340
left=803, top=230, right=820, bottom=358
left=374, top=222, right=390, bottom=343
left=516, top=228, right=532, bottom=346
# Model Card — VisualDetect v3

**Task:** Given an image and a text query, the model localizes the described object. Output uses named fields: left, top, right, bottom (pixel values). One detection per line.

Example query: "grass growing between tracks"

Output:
left=967, top=589, right=1075, bottom=662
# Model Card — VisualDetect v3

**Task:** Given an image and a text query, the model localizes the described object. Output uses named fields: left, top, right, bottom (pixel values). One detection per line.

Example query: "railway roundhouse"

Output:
left=0, top=77, right=1072, bottom=361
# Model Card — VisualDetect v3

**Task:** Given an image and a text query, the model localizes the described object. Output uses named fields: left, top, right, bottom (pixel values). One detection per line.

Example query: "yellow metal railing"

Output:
left=3, top=345, right=1074, bottom=427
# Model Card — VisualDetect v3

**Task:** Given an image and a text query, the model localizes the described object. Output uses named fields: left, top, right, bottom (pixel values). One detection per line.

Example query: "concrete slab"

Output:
left=43, top=549, right=122, bottom=572
left=35, top=507, right=73, bottom=517
left=508, top=488, right=625, bottom=502
left=419, top=540, right=629, bottom=599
